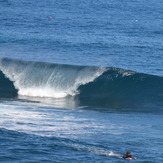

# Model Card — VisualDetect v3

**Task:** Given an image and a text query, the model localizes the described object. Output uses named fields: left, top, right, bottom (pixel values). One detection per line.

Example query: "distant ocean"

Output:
left=0, top=0, right=163, bottom=162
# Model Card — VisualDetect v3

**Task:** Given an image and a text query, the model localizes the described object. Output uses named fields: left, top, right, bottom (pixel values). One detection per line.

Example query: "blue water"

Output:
left=0, top=0, right=163, bottom=162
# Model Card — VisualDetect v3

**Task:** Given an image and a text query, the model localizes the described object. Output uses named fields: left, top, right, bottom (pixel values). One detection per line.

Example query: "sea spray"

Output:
left=0, top=58, right=105, bottom=98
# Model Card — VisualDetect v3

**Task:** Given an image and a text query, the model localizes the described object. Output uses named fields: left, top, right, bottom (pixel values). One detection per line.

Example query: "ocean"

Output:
left=0, top=0, right=163, bottom=162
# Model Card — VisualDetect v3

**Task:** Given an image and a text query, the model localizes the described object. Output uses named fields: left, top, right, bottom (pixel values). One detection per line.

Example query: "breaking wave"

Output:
left=0, top=58, right=105, bottom=98
left=0, top=58, right=163, bottom=108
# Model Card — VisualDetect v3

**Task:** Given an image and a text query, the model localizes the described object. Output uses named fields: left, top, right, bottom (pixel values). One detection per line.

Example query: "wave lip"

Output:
left=0, top=58, right=105, bottom=98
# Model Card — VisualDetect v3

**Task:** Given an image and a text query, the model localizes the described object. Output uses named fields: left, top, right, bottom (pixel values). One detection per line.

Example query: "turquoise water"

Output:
left=0, top=0, right=163, bottom=162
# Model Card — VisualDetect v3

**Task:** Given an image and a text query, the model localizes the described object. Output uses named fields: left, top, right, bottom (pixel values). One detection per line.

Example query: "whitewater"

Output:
left=0, top=58, right=105, bottom=98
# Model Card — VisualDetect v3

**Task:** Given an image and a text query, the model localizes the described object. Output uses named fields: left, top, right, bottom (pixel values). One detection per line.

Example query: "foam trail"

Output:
left=0, top=58, right=105, bottom=98
left=65, top=143, right=121, bottom=158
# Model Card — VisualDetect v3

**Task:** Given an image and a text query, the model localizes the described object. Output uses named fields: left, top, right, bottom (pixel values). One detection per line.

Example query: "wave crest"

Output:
left=0, top=58, right=105, bottom=98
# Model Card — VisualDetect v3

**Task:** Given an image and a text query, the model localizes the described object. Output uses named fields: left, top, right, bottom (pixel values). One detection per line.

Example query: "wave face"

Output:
left=0, top=70, right=17, bottom=98
left=0, top=58, right=162, bottom=108
left=78, top=69, right=163, bottom=108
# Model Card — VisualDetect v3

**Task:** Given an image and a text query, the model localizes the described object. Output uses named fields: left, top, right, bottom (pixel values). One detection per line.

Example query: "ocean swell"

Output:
left=78, top=68, right=163, bottom=108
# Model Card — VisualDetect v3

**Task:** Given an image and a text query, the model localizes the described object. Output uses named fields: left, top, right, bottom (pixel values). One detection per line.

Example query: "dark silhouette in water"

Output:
left=123, top=151, right=136, bottom=160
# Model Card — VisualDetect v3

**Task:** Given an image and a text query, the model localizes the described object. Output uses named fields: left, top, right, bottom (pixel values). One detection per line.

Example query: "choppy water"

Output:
left=0, top=0, right=163, bottom=162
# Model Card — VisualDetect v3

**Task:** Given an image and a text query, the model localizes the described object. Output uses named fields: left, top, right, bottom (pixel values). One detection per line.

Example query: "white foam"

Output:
left=18, top=87, right=69, bottom=98
left=0, top=59, right=106, bottom=98
left=66, top=143, right=121, bottom=158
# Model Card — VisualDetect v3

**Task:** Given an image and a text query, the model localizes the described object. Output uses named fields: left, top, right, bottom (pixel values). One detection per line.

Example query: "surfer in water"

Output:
left=123, top=151, right=136, bottom=160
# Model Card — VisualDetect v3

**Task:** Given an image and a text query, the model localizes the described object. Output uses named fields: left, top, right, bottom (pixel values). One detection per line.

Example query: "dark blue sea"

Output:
left=0, top=0, right=163, bottom=162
